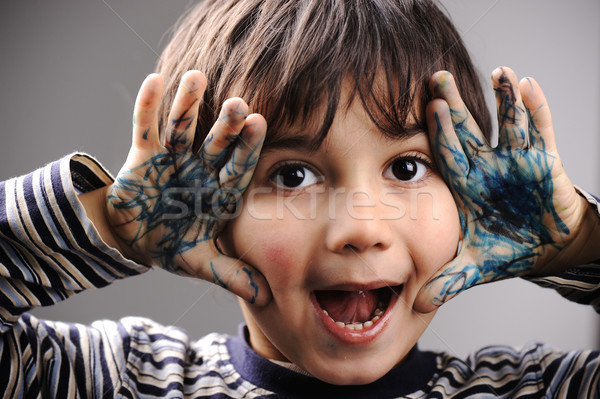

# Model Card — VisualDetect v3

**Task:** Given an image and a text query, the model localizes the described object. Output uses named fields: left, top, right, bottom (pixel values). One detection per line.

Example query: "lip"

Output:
left=310, top=285, right=401, bottom=345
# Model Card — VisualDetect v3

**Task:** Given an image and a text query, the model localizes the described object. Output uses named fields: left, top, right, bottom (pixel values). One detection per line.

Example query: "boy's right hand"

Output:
left=105, top=71, right=270, bottom=306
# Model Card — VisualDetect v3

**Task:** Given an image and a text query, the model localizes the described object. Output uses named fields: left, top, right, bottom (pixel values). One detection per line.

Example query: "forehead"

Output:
left=260, top=89, right=426, bottom=155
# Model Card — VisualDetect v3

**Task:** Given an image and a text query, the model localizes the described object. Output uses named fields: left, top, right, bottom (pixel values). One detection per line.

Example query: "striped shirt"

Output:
left=0, top=154, right=599, bottom=398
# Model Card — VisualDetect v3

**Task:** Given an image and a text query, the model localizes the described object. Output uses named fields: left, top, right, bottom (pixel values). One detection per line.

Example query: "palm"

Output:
left=416, top=67, right=582, bottom=311
left=437, top=106, right=567, bottom=286
left=105, top=71, right=269, bottom=305
left=109, top=146, right=219, bottom=272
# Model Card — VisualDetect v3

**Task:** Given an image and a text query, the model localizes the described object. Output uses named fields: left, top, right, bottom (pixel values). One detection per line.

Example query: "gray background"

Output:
left=1, top=0, right=598, bottom=359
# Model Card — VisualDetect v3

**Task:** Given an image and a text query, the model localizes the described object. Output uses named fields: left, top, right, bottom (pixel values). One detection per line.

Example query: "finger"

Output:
left=426, top=98, right=469, bottom=185
left=202, top=253, right=271, bottom=306
left=201, top=98, right=249, bottom=168
left=164, top=70, right=207, bottom=152
left=492, top=67, right=529, bottom=150
left=429, top=71, right=490, bottom=156
left=219, top=113, right=266, bottom=190
left=132, top=74, right=164, bottom=150
left=519, top=76, right=557, bottom=153
left=414, top=254, right=480, bottom=313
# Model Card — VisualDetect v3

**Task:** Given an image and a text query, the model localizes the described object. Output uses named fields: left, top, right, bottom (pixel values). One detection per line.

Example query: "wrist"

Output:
left=569, top=194, right=600, bottom=264
left=545, top=193, right=600, bottom=274
left=78, top=186, right=141, bottom=263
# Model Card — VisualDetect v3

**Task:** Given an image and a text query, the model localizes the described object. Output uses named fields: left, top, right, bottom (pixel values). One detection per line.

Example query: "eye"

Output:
left=384, top=157, right=429, bottom=182
left=271, top=163, right=321, bottom=189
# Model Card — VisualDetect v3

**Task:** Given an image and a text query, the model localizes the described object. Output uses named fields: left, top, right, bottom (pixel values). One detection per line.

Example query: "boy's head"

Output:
left=157, top=0, right=489, bottom=385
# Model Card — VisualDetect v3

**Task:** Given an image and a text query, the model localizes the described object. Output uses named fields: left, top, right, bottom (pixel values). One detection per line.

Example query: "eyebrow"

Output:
left=261, top=123, right=428, bottom=154
left=381, top=123, right=429, bottom=143
left=261, top=134, right=319, bottom=154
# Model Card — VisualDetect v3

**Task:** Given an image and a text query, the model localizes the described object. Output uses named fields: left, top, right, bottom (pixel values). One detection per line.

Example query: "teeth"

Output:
left=322, top=307, right=385, bottom=330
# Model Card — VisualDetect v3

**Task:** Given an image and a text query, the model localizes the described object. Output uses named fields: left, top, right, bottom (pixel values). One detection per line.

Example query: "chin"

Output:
left=313, top=367, right=389, bottom=386
left=303, top=354, right=401, bottom=386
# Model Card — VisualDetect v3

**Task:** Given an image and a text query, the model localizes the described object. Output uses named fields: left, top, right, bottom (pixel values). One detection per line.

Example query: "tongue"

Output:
left=316, top=290, right=378, bottom=323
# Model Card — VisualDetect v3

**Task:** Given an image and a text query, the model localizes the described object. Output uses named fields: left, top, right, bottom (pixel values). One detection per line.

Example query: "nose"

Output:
left=325, top=187, right=394, bottom=254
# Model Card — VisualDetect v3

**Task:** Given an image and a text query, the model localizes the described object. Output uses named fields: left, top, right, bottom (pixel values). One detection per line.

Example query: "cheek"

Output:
left=261, top=235, right=299, bottom=279
left=224, top=213, right=305, bottom=288
left=251, top=231, right=309, bottom=295
left=411, top=184, right=460, bottom=273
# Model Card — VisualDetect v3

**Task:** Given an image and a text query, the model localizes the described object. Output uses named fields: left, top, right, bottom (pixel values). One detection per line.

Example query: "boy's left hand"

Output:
left=414, top=67, right=596, bottom=313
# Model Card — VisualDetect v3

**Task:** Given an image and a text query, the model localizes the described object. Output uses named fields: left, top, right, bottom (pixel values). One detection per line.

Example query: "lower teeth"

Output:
left=324, top=305, right=385, bottom=330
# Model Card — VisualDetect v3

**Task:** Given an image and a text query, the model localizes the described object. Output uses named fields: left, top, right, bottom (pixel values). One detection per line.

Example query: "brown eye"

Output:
left=384, top=158, right=428, bottom=182
left=273, top=163, right=320, bottom=188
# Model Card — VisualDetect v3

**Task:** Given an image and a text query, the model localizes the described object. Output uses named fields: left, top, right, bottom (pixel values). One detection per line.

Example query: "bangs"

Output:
left=157, top=0, right=491, bottom=151
left=235, top=0, right=435, bottom=150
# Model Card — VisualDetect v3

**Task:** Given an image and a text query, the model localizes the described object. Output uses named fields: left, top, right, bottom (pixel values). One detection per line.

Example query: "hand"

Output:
left=106, top=71, right=270, bottom=305
left=414, top=67, right=589, bottom=313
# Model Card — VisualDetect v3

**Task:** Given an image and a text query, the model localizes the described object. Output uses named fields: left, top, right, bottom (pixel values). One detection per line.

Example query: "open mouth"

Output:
left=314, top=285, right=402, bottom=331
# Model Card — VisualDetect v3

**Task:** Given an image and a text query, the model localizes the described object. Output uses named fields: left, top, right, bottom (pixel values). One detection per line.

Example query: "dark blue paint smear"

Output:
left=109, top=126, right=259, bottom=273
left=211, top=261, right=228, bottom=289
left=429, top=95, right=569, bottom=304
left=241, top=267, right=259, bottom=304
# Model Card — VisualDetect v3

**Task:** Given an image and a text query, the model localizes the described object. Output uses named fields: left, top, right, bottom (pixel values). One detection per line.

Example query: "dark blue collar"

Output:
left=226, top=324, right=439, bottom=398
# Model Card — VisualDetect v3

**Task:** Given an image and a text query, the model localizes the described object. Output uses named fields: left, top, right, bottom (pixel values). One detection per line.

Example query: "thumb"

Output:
left=200, top=253, right=272, bottom=306
left=414, top=250, right=481, bottom=313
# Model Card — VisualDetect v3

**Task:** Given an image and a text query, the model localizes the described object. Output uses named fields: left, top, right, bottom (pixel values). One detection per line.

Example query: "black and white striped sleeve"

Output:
left=0, top=154, right=151, bottom=396
left=0, top=153, right=149, bottom=332
left=528, top=189, right=600, bottom=312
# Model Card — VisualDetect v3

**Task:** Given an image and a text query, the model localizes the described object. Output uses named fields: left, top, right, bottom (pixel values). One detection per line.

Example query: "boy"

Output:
left=1, top=0, right=600, bottom=397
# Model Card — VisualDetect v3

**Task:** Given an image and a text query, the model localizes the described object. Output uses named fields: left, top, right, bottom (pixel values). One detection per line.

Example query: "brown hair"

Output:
left=156, top=0, right=492, bottom=150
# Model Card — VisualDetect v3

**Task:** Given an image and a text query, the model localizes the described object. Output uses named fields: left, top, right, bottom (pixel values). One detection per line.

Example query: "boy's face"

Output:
left=220, top=91, right=460, bottom=385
